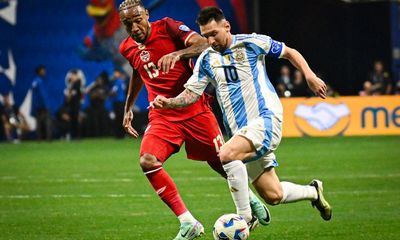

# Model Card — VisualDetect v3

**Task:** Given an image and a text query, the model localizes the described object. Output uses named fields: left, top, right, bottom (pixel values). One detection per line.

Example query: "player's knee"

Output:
left=260, top=190, right=283, bottom=205
left=139, top=153, right=161, bottom=171
left=219, top=146, right=237, bottom=163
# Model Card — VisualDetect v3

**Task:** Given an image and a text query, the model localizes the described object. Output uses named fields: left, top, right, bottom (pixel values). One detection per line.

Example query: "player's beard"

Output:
left=212, top=37, right=229, bottom=52
left=211, top=44, right=222, bottom=52
left=212, top=43, right=227, bottom=53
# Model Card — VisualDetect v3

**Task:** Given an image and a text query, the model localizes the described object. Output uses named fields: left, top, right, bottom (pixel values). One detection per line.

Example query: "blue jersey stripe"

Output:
left=221, top=53, right=248, bottom=129
left=200, top=52, right=214, bottom=80
left=216, top=88, right=234, bottom=138
left=247, top=115, right=273, bottom=161
left=245, top=42, right=274, bottom=156
left=243, top=41, right=267, bottom=56
left=244, top=42, right=271, bottom=117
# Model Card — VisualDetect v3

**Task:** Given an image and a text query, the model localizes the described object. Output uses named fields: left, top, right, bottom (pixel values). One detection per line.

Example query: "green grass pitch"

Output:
left=0, top=136, right=399, bottom=239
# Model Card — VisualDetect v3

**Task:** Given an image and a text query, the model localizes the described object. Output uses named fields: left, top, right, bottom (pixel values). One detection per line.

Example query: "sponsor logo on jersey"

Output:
left=294, top=98, right=350, bottom=136
left=140, top=50, right=150, bottom=62
left=179, top=24, right=190, bottom=32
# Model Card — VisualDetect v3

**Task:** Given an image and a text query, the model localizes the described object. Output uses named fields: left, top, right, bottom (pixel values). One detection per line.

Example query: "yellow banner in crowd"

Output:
left=281, top=96, right=400, bottom=137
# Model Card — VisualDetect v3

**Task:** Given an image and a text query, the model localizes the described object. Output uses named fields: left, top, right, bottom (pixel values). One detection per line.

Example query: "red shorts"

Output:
left=140, top=110, right=224, bottom=163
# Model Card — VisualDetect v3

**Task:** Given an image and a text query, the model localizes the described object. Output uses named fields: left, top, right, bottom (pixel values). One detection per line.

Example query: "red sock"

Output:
left=145, top=167, right=187, bottom=216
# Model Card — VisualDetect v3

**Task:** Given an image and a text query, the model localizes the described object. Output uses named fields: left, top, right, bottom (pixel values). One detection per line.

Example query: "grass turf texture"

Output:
left=0, top=136, right=399, bottom=239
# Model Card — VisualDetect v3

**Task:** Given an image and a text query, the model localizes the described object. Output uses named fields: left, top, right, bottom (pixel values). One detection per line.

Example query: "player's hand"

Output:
left=157, top=52, right=180, bottom=74
left=123, top=110, right=139, bottom=138
left=306, top=75, right=327, bottom=99
left=149, top=95, right=170, bottom=109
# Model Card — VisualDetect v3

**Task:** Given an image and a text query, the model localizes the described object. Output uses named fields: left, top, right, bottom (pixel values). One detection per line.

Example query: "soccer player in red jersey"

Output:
left=118, top=1, right=269, bottom=239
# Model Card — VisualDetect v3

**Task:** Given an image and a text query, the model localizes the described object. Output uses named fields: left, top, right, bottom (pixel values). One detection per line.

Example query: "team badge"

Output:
left=235, top=51, right=244, bottom=62
left=179, top=24, right=190, bottom=32
left=140, top=50, right=150, bottom=62
left=270, top=40, right=283, bottom=54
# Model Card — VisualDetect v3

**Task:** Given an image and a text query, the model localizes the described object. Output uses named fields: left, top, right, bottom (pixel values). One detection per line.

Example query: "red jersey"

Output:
left=119, top=17, right=210, bottom=122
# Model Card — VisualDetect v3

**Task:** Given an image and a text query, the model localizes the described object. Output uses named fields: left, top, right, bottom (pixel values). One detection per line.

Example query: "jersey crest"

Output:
left=234, top=50, right=245, bottom=62
left=140, top=50, right=150, bottom=62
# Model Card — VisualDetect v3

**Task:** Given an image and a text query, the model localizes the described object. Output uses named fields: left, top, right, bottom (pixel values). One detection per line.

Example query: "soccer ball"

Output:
left=212, top=213, right=250, bottom=240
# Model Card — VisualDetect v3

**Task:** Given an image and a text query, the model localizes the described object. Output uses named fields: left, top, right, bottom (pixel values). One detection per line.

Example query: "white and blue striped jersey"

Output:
left=185, top=33, right=284, bottom=137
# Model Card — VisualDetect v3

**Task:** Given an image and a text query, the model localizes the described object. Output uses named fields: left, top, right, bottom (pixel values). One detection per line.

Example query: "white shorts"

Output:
left=235, top=114, right=282, bottom=183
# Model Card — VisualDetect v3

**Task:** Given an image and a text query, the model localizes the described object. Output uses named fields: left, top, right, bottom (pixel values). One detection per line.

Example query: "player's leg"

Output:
left=141, top=119, right=204, bottom=240
left=251, top=167, right=331, bottom=220
left=251, top=167, right=316, bottom=205
left=247, top=115, right=332, bottom=220
left=216, top=115, right=282, bottom=225
left=218, top=135, right=257, bottom=224
left=187, top=131, right=270, bottom=226
left=182, top=111, right=268, bottom=228
left=140, top=150, right=204, bottom=240
left=139, top=120, right=204, bottom=239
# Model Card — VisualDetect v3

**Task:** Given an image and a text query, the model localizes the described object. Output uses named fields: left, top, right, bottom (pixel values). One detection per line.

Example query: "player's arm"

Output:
left=281, top=46, right=327, bottom=99
left=174, top=33, right=208, bottom=59
left=123, top=70, right=144, bottom=138
left=150, top=89, right=201, bottom=109
left=158, top=34, right=208, bottom=73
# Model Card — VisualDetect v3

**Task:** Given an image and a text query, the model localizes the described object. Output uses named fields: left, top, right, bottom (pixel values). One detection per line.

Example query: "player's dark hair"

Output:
left=196, top=6, right=225, bottom=26
left=118, top=0, right=144, bottom=12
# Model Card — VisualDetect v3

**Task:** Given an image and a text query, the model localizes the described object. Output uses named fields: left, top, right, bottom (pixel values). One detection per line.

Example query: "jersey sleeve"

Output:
left=164, top=17, right=196, bottom=46
left=245, top=33, right=285, bottom=59
left=184, top=52, right=211, bottom=95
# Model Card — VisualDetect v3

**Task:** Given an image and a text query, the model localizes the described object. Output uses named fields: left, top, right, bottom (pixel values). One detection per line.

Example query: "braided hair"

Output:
left=118, top=0, right=144, bottom=12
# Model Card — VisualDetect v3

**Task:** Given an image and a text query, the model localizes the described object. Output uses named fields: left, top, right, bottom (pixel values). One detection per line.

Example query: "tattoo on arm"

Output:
left=167, top=89, right=201, bottom=108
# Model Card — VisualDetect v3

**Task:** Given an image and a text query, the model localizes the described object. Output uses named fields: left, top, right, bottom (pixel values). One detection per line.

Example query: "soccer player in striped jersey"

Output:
left=151, top=6, right=332, bottom=226
left=118, top=1, right=269, bottom=239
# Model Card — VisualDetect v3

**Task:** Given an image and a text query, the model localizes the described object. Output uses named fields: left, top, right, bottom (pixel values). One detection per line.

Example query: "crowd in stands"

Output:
left=0, top=65, right=128, bottom=143
left=276, top=65, right=339, bottom=98
left=276, top=60, right=399, bottom=98
left=1, top=59, right=399, bottom=143
left=359, top=60, right=397, bottom=96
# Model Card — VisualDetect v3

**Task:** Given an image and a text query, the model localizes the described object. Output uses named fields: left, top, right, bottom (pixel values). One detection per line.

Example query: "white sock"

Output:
left=280, top=181, right=318, bottom=203
left=223, top=160, right=252, bottom=222
left=178, top=211, right=196, bottom=224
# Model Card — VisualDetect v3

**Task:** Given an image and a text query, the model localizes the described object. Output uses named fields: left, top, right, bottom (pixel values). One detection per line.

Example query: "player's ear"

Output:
left=224, top=20, right=231, bottom=33
left=145, top=9, right=149, bottom=19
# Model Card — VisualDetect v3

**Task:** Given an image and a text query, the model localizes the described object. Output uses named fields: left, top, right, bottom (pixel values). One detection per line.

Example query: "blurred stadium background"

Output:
left=0, top=0, right=399, bottom=140
left=0, top=0, right=399, bottom=239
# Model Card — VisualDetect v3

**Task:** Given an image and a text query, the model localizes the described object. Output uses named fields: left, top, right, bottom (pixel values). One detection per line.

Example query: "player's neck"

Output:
left=227, top=33, right=233, bottom=47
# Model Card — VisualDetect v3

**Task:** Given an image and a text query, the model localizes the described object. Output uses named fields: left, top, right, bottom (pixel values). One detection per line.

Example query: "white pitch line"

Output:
left=0, top=189, right=398, bottom=200
left=280, top=173, right=400, bottom=180
left=0, top=194, right=153, bottom=199
left=2, top=172, right=400, bottom=183
left=0, top=178, right=135, bottom=183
